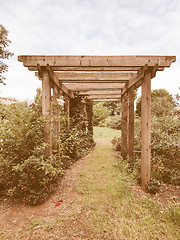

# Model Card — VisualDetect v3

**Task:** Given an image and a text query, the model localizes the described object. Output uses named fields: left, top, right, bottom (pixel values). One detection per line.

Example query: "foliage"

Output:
left=93, top=102, right=110, bottom=126
left=0, top=25, right=13, bottom=84
left=146, top=178, right=161, bottom=194
left=0, top=92, right=93, bottom=205
left=106, top=115, right=121, bottom=130
left=136, top=89, right=177, bottom=117
left=103, top=101, right=121, bottom=115
left=111, top=89, right=180, bottom=187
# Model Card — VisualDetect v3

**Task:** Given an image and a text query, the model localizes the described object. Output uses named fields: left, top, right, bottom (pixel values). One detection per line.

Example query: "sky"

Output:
left=0, top=0, right=179, bottom=101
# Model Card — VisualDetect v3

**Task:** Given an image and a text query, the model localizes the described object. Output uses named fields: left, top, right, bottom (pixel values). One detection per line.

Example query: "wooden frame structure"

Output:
left=18, top=55, right=176, bottom=189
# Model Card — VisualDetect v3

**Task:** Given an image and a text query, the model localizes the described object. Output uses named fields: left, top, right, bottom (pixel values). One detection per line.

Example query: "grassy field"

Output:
left=93, top=126, right=121, bottom=139
left=1, top=127, right=179, bottom=239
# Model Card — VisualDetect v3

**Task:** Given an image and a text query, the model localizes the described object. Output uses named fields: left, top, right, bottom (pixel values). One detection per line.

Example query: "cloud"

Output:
left=0, top=0, right=179, bottom=100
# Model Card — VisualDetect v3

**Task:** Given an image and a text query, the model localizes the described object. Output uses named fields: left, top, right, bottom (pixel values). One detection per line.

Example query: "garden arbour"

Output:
left=18, top=55, right=176, bottom=189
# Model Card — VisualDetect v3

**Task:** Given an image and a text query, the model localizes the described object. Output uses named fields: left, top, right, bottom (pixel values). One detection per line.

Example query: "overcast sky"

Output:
left=0, top=0, right=179, bottom=101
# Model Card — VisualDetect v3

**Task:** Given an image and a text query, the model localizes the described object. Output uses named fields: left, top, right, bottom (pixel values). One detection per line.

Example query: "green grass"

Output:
left=76, top=133, right=180, bottom=239
left=93, top=126, right=121, bottom=139
left=2, top=127, right=179, bottom=239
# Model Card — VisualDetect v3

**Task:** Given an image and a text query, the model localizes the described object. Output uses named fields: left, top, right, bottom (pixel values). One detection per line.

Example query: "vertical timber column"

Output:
left=42, top=67, right=52, bottom=157
left=121, top=92, right=128, bottom=160
left=127, top=86, right=134, bottom=159
left=87, top=100, right=93, bottom=139
left=53, top=83, right=60, bottom=151
left=64, top=95, right=70, bottom=130
left=141, top=69, right=151, bottom=189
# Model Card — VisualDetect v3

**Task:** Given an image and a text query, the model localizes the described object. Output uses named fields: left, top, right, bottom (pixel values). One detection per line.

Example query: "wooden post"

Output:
left=52, top=83, right=60, bottom=151
left=64, top=95, right=70, bottom=130
left=42, top=67, right=52, bottom=157
left=127, top=86, right=134, bottom=159
left=141, top=69, right=151, bottom=189
left=87, top=100, right=93, bottom=138
left=121, top=92, right=128, bottom=160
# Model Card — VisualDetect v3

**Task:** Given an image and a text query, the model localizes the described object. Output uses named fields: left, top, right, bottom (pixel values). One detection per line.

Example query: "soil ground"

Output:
left=0, top=137, right=180, bottom=239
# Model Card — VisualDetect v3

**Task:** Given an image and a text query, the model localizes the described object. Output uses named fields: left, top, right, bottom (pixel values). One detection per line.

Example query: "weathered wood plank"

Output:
left=29, top=66, right=164, bottom=71
left=141, top=69, right=151, bottom=189
left=52, top=83, right=60, bottom=151
left=48, top=68, right=74, bottom=99
left=41, top=67, right=52, bottom=157
left=55, top=72, right=135, bottom=81
left=64, top=83, right=125, bottom=91
left=121, top=92, right=128, bottom=160
left=18, top=55, right=176, bottom=67
left=87, top=95, right=121, bottom=99
left=127, top=86, right=134, bottom=159
left=64, top=95, right=70, bottom=130
left=78, top=90, right=121, bottom=95
left=93, top=99, right=121, bottom=102
left=121, top=65, right=148, bottom=95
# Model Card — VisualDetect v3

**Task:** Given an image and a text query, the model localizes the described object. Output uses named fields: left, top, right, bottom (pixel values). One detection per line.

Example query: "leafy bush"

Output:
left=0, top=92, right=93, bottom=205
left=93, top=102, right=110, bottom=126
left=107, top=115, right=121, bottom=130
left=111, top=89, right=180, bottom=187
left=146, top=178, right=161, bottom=194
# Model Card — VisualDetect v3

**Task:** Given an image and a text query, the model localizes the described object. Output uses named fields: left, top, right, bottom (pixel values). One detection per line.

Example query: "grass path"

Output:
left=0, top=128, right=180, bottom=239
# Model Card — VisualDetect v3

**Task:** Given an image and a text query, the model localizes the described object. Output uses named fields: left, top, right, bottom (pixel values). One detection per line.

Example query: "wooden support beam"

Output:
left=64, top=95, right=70, bottom=130
left=127, top=86, right=134, bottom=159
left=18, top=55, right=176, bottom=68
left=141, top=68, right=151, bottom=189
left=52, top=83, right=60, bottom=151
left=41, top=67, right=52, bottom=157
left=81, top=98, right=90, bottom=105
left=64, top=83, right=125, bottom=91
left=55, top=72, right=135, bottom=81
left=121, top=65, right=148, bottom=95
left=47, top=67, right=75, bottom=99
left=121, top=92, right=128, bottom=160
left=87, top=100, right=93, bottom=139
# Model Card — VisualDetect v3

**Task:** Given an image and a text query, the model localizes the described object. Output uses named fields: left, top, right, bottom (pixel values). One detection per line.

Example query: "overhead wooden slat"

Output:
left=78, top=90, right=121, bottom=95
left=64, top=83, right=125, bottom=91
left=29, top=66, right=165, bottom=71
left=86, top=94, right=121, bottom=99
left=18, top=55, right=176, bottom=68
left=54, top=72, right=135, bottom=81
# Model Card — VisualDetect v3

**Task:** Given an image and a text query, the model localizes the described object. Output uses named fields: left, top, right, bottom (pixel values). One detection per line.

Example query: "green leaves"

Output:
left=0, top=25, right=13, bottom=84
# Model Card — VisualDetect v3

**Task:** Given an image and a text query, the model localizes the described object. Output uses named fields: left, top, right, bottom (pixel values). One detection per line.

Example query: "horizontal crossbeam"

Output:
left=18, top=55, right=176, bottom=68
left=64, top=83, right=125, bottom=91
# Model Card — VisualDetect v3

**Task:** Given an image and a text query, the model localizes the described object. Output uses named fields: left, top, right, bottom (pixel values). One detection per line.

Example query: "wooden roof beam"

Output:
left=78, top=90, right=121, bottom=95
left=64, top=83, right=125, bottom=91
left=18, top=55, right=176, bottom=68
left=87, top=95, right=121, bottom=99
left=29, top=66, right=141, bottom=71
left=54, top=72, right=135, bottom=81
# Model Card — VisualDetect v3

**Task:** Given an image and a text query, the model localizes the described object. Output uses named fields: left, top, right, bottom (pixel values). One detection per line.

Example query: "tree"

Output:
left=0, top=25, right=13, bottom=85
left=136, top=89, right=176, bottom=117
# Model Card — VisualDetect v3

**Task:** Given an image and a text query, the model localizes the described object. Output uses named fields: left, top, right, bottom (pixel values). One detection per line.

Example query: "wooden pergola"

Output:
left=18, top=55, right=176, bottom=189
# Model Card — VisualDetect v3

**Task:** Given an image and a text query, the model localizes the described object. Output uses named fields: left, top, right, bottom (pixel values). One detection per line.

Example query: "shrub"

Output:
left=93, top=102, right=110, bottom=126
left=0, top=93, right=93, bottom=205
left=111, top=89, right=180, bottom=186
left=107, top=115, right=121, bottom=130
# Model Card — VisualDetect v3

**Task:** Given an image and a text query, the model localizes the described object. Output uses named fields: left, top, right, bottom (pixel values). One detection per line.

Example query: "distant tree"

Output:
left=136, top=89, right=176, bottom=117
left=0, top=25, right=13, bottom=85
left=93, top=102, right=110, bottom=126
